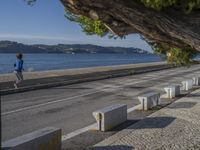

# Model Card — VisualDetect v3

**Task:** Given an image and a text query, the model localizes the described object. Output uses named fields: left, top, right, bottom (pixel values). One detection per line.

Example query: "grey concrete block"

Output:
left=193, top=76, right=200, bottom=86
left=181, top=79, right=193, bottom=91
left=164, top=84, right=181, bottom=98
left=138, top=92, right=160, bottom=110
left=93, top=104, right=127, bottom=131
left=2, top=127, right=61, bottom=150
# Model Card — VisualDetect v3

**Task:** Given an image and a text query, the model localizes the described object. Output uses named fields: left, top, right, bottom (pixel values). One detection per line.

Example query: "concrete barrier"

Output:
left=93, top=104, right=127, bottom=131
left=164, top=84, right=181, bottom=98
left=193, top=76, right=200, bottom=86
left=138, top=92, right=160, bottom=110
left=181, top=79, right=193, bottom=91
left=2, top=127, right=61, bottom=150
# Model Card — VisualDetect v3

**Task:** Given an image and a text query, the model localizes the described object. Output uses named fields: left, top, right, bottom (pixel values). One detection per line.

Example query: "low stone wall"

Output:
left=0, top=62, right=166, bottom=82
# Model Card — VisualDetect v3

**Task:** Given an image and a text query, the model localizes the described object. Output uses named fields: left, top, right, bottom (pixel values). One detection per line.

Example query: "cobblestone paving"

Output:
left=91, top=89, right=200, bottom=150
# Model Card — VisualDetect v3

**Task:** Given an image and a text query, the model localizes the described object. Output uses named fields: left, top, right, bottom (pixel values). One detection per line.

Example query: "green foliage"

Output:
left=65, top=11, right=108, bottom=37
left=141, top=0, right=176, bottom=10
left=77, top=16, right=108, bottom=37
left=153, top=43, right=168, bottom=60
left=24, top=0, right=37, bottom=6
left=167, top=47, right=198, bottom=66
left=153, top=43, right=199, bottom=66
left=141, top=0, right=200, bottom=13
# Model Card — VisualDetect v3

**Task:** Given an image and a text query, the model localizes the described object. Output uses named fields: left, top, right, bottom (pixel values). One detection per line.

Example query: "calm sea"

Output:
left=0, top=53, right=163, bottom=74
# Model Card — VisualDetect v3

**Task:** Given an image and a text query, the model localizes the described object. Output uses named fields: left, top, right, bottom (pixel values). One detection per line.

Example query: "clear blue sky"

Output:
left=0, top=0, right=152, bottom=51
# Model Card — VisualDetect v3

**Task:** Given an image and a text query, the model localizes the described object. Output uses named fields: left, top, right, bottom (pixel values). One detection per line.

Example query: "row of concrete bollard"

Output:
left=164, top=76, right=200, bottom=99
left=2, top=76, right=199, bottom=150
left=93, top=75, right=200, bottom=131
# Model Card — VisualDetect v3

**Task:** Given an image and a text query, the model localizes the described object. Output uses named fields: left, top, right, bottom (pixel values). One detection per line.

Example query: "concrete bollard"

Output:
left=2, top=127, right=61, bottom=150
left=193, top=76, right=200, bottom=86
left=93, top=104, right=127, bottom=131
left=181, top=79, right=193, bottom=91
left=138, top=92, right=160, bottom=110
left=164, top=84, right=181, bottom=99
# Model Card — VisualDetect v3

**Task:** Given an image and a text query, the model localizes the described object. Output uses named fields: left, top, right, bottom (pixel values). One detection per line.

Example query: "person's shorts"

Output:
left=14, top=71, right=23, bottom=82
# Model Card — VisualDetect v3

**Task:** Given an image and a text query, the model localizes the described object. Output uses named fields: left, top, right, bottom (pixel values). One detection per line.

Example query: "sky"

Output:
left=0, top=0, right=152, bottom=51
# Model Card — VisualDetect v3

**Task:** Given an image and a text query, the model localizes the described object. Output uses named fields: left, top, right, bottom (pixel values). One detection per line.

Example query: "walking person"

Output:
left=14, top=53, right=24, bottom=88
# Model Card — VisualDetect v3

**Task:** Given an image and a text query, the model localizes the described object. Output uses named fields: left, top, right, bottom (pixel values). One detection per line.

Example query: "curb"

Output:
left=0, top=65, right=173, bottom=95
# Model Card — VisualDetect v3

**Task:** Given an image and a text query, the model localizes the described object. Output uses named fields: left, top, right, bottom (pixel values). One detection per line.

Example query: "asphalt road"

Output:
left=1, top=64, right=200, bottom=142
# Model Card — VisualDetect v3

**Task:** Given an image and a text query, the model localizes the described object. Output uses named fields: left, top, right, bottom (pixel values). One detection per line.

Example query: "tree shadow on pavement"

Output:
left=88, top=145, right=134, bottom=150
left=109, top=117, right=176, bottom=132
left=127, top=116, right=176, bottom=129
left=167, top=102, right=197, bottom=109
left=110, top=120, right=139, bottom=132
left=186, top=93, right=200, bottom=98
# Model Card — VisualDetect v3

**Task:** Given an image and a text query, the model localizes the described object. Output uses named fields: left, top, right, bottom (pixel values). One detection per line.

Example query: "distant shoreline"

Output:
left=0, top=40, right=151, bottom=54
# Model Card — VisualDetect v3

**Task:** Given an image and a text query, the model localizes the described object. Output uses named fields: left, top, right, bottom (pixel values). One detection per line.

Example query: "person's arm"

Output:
left=15, top=60, right=20, bottom=71
left=21, top=60, right=24, bottom=71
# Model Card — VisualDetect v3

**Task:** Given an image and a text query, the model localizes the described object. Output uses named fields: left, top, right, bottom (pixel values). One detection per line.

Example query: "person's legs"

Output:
left=17, top=72, right=23, bottom=82
left=14, top=71, right=19, bottom=88
left=14, top=71, right=23, bottom=88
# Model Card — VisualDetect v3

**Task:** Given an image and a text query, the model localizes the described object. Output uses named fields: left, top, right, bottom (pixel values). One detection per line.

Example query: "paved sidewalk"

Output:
left=0, top=62, right=172, bottom=95
left=0, top=62, right=166, bottom=82
left=91, top=89, right=200, bottom=150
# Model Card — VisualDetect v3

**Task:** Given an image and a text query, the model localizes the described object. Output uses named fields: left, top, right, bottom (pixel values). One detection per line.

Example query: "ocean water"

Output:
left=0, top=53, right=163, bottom=74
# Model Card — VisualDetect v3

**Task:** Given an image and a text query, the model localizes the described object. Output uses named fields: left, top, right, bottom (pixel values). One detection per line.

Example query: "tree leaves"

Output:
left=141, top=0, right=176, bottom=10
left=141, top=0, right=200, bottom=13
left=65, top=12, right=108, bottom=37
left=24, top=0, right=37, bottom=6
left=78, top=16, right=107, bottom=36
left=153, top=43, right=199, bottom=66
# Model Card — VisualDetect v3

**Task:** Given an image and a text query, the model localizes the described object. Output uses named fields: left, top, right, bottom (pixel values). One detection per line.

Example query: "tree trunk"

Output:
left=61, top=0, right=200, bottom=52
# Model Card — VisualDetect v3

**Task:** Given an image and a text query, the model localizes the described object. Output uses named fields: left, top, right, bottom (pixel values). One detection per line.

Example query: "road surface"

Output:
left=1, top=64, right=200, bottom=141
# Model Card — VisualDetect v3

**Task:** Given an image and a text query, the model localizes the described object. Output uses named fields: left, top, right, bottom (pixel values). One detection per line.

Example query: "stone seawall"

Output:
left=0, top=62, right=172, bottom=95
left=0, top=62, right=166, bottom=83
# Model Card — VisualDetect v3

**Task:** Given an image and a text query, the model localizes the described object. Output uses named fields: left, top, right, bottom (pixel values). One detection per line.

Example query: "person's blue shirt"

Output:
left=14, top=59, right=24, bottom=72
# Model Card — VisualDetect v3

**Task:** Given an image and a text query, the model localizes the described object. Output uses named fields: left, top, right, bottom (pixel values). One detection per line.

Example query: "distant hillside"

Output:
left=0, top=41, right=150, bottom=54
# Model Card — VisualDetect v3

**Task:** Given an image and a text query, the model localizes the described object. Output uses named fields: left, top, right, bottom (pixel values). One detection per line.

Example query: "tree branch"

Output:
left=61, top=0, right=200, bottom=51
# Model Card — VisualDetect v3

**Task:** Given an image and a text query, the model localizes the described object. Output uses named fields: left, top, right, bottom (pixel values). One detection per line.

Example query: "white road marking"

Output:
left=1, top=90, right=100, bottom=116
left=61, top=123, right=97, bottom=141
left=1, top=80, right=152, bottom=116
left=127, top=104, right=141, bottom=113
left=61, top=104, right=141, bottom=141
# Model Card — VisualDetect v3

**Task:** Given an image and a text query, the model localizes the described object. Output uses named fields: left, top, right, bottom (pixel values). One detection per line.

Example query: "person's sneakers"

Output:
left=14, top=83, right=18, bottom=89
